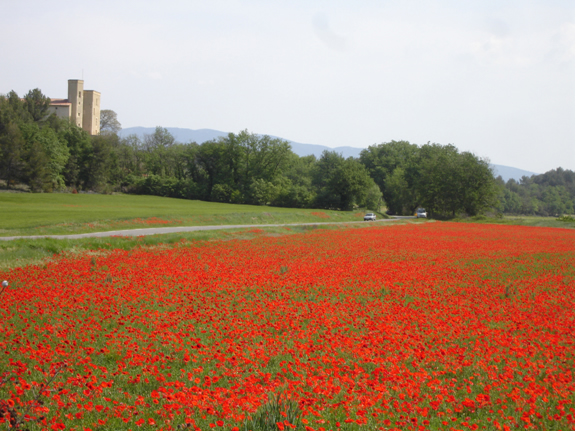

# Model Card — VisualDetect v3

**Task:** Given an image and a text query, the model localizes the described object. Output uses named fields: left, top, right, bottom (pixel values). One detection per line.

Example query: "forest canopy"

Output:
left=1, top=88, right=574, bottom=217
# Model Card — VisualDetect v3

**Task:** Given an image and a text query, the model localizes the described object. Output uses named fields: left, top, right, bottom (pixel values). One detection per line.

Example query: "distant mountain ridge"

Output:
left=119, top=126, right=538, bottom=182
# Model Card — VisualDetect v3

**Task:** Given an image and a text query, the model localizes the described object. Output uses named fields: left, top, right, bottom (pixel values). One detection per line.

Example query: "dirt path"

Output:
left=0, top=218, right=411, bottom=241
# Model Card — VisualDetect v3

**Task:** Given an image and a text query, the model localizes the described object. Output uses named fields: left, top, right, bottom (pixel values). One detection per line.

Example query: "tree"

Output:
left=500, top=168, right=575, bottom=216
left=19, top=123, right=70, bottom=189
left=84, top=135, right=113, bottom=192
left=196, top=139, right=231, bottom=199
left=226, top=130, right=292, bottom=197
left=0, top=92, right=31, bottom=133
left=359, top=141, right=419, bottom=214
left=195, top=131, right=293, bottom=203
left=23, top=141, right=52, bottom=192
left=270, top=176, right=315, bottom=208
left=312, top=151, right=345, bottom=208
left=363, top=183, right=384, bottom=211
left=57, top=121, right=92, bottom=188
left=412, top=144, right=461, bottom=216
left=142, top=127, right=177, bottom=176
left=239, top=132, right=292, bottom=184
left=457, top=152, right=498, bottom=216
left=249, top=178, right=277, bottom=205
left=329, top=158, right=379, bottom=211
left=501, top=189, right=522, bottom=214
left=407, top=144, right=498, bottom=217
left=162, top=144, right=189, bottom=179
left=100, top=109, right=122, bottom=134
left=117, top=134, right=147, bottom=177
left=284, top=154, right=316, bottom=188
left=210, top=183, right=235, bottom=203
left=312, top=151, right=381, bottom=210
left=23, top=88, right=51, bottom=122
left=143, top=126, right=175, bottom=150
left=0, top=122, right=25, bottom=187
left=383, top=167, right=415, bottom=214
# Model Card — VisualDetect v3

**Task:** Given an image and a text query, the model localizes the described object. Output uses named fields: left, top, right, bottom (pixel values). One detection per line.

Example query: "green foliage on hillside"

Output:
left=1, top=86, right=573, bottom=217
left=360, top=141, right=498, bottom=217
left=497, top=168, right=575, bottom=216
left=0, top=89, right=91, bottom=192
left=0, top=88, right=384, bottom=211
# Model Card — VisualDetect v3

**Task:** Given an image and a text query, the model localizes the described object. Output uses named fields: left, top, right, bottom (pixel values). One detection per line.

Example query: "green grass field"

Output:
left=1, top=192, right=573, bottom=272
left=453, top=214, right=575, bottom=229
left=0, top=193, right=377, bottom=237
left=0, top=193, right=393, bottom=270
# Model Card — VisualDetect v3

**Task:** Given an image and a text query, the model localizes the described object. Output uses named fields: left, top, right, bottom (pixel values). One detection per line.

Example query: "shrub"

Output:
left=243, top=391, right=302, bottom=431
left=556, top=215, right=575, bottom=222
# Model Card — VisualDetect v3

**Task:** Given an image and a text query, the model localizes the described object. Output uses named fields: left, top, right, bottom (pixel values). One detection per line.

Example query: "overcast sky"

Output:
left=1, top=0, right=574, bottom=173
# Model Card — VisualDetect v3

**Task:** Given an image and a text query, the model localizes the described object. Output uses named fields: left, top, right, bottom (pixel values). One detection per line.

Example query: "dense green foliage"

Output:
left=360, top=141, right=499, bottom=216
left=360, top=141, right=574, bottom=217
left=0, top=90, right=93, bottom=193
left=1, top=87, right=573, bottom=217
left=496, top=168, right=575, bottom=216
left=120, top=128, right=381, bottom=210
left=0, top=89, right=381, bottom=210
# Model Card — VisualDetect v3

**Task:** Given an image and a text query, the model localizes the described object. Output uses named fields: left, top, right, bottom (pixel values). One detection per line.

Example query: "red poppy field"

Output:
left=0, top=222, right=574, bottom=431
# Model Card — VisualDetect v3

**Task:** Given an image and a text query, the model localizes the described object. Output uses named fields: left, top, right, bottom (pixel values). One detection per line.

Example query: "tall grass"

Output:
left=243, top=391, right=303, bottom=431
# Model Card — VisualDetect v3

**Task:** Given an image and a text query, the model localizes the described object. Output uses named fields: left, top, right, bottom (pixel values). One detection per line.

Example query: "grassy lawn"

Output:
left=452, top=214, right=575, bottom=229
left=0, top=192, right=394, bottom=270
left=0, top=192, right=381, bottom=237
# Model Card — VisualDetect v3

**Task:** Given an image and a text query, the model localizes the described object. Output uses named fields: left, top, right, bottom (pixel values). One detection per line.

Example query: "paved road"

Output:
left=0, top=217, right=413, bottom=241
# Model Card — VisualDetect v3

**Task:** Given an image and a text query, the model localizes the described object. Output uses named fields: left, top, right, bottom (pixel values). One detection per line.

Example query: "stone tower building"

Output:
left=48, top=79, right=101, bottom=135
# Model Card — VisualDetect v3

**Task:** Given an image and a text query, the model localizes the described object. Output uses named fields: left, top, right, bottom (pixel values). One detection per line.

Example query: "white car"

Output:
left=416, top=208, right=427, bottom=218
left=364, top=213, right=376, bottom=221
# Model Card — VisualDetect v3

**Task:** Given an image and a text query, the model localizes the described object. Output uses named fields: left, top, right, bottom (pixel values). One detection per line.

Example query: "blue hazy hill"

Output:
left=119, top=127, right=538, bottom=182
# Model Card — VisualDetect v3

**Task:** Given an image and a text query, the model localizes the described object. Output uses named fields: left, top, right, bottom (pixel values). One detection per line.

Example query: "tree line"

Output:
left=1, top=88, right=574, bottom=217
left=497, top=168, right=575, bottom=216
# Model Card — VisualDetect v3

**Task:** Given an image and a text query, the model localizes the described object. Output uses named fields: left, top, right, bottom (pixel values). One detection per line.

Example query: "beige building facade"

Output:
left=47, top=80, right=101, bottom=135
